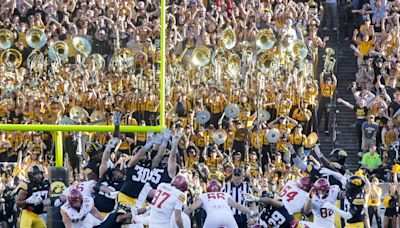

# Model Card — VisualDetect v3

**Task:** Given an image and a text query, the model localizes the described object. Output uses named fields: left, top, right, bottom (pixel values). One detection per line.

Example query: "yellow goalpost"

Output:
left=0, top=0, right=166, bottom=168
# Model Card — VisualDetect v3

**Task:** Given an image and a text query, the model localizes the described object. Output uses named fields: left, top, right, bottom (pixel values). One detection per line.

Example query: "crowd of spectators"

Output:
left=1, top=0, right=400, bottom=227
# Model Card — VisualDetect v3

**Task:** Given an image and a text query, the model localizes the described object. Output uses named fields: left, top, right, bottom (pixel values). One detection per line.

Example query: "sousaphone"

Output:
left=224, top=103, right=240, bottom=119
left=72, top=36, right=91, bottom=56
left=212, top=129, right=228, bottom=145
left=196, top=110, right=211, bottom=125
left=257, top=109, right=271, bottom=122
left=305, top=132, right=318, bottom=148
left=0, top=29, right=14, bottom=50
left=266, top=128, right=280, bottom=143
left=69, top=106, right=88, bottom=123
left=89, top=110, right=106, bottom=124
left=192, top=46, right=211, bottom=67
left=256, top=29, right=276, bottom=50
left=221, top=28, right=236, bottom=50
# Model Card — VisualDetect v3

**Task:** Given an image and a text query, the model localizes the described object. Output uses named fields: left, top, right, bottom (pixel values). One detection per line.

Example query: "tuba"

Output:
left=49, top=41, right=69, bottom=62
left=1, top=48, right=22, bottom=68
left=191, top=47, right=211, bottom=67
left=72, top=36, right=91, bottom=56
left=257, top=52, right=277, bottom=74
left=86, top=54, right=105, bottom=73
left=323, top=48, right=336, bottom=74
left=256, top=29, right=276, bottom=50
left=221, top=28, right=236, bottom=50
left=0, top=29, right=14, bottom=50
left=227, top=54, right=241, bottom=76
left=109, top=48, right=133, bottom=73
left=26, top=28, right=47, bottom=49
left=292, top=40, right=308, bottom=60
left=211, top=47, right=226, bottom=66
left=266, top=128, right=280, bottom=143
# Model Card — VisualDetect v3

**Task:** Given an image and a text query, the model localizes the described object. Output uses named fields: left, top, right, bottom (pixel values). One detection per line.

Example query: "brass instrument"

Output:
left=191, top=47, right=211, bottom=67
left=323, top=48, right=336, bottom=73
left=49, top=41, right=69, bottom=62
left=227, top=54, right=241, bottom=76
left=211, top=48, right=226, bottom=66
left=69, top=106, right=88, bottom=123
left=0, top=29, right=14, bottom=50
left=305, top=132, right=318, bottom=148
left=256, top=29, right=276, bottom=50
left=266, top=128, right=280, bottom=143
left=0, top=48, right=22, bottom=68
left=86, top=54, right=105, bottom=72
left=221, top=28, right=236, bottom=50
left=89, top=110, right=106, bottom=124
left=257, top=52, right=278, bottom=74
left=26, top=28, right=47, bottom=49
left=292, top=40, right=308, bottom=60
left=72, top=36, right=91, bottom=56
left=196, top=110, right=211, bottom=125
left=27, top=50, right=45, bottom=73
left=109, top=48, right=133, bottom=73
left=212, top=129, right=228, bottom=145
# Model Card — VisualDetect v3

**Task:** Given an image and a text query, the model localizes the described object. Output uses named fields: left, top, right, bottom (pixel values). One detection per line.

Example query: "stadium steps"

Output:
left=317, top=10, right=360, bottom=171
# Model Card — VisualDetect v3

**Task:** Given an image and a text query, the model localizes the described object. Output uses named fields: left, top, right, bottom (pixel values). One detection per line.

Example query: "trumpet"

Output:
left=323, top=48, right=336, bottom=74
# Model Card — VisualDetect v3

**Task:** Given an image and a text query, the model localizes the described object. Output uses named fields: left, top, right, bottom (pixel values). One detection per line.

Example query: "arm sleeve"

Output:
left=293, top=156, right=307, bottom=171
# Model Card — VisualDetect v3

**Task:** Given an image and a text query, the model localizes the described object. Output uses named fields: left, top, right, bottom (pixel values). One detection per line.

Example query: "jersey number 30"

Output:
left=152, top=189, right=171, bottom=209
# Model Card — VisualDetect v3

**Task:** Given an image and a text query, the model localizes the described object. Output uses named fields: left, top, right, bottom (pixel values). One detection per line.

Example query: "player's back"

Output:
left=278, top=180, right=309, bottom=215
left=149, top=183, right=185, bottom=225
left=199, top=192, right=231, bottom=214
left=63, top=180, right=95, bottom=198
left=311, top=185, right=340, bottom=227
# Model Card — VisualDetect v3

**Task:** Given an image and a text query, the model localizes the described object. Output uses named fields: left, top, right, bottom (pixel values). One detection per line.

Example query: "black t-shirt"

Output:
left=389, top=101, right=400, bottom=115
left=353, top=106, right=368, bottom=119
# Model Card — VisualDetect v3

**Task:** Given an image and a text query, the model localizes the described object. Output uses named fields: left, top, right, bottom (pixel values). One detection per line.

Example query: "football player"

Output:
left=15, top=165, right=51, bottom=228
left=117, top=129, right=171, bottom=207
left=184, top=180, right=257, bottom=228
left=60, top=187, right=105, bottom=228
left=301, top=178, right=343, bottom=228
left=147, top=174, right=189, bottom=228
left=244, top=177, right=312, bottom=228
left=136, top=131, right=182, bottom=207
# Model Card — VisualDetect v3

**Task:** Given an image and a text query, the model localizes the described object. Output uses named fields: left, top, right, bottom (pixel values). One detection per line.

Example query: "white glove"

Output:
left=54, top=198, right=62, bottom=207
left=130, top=205, right=138, bottom=217
left=163, top=129, right=172, bottom=141
left=314, top=144, right=323, bottom=158
left=107, top=191, right=119, bottom=199
left=242, top=193, right=259, bottom=203
left=171, top=132, right=183, bottom=147
left=113, top=112, right=122, bottom=126
left=144, top=138, right=155, bottom=150
left=154, top=133, right=163, bottom=145
left=106, top=137, right=120, bottom=150
left=26, top=195, right=42, bottom=206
